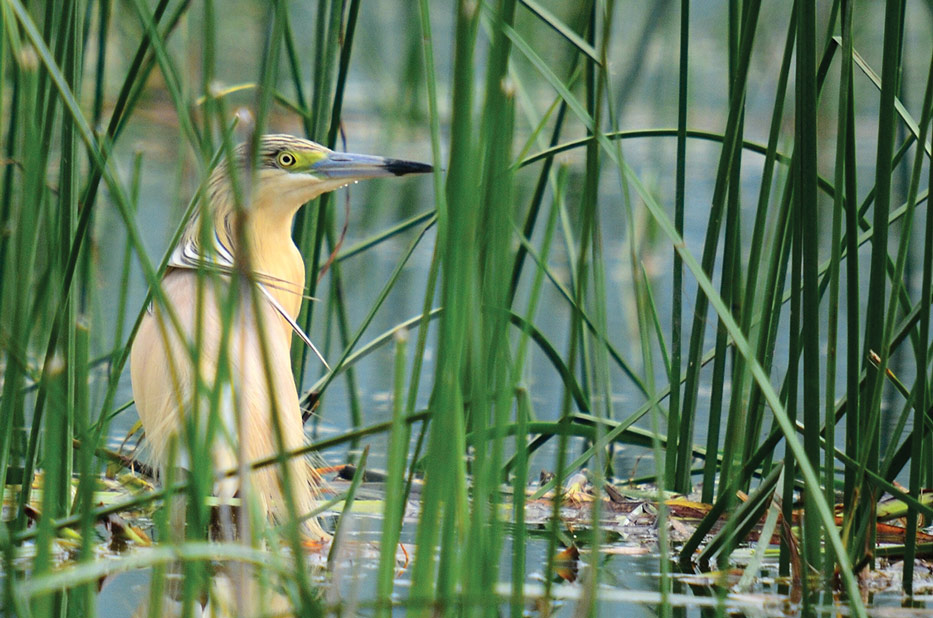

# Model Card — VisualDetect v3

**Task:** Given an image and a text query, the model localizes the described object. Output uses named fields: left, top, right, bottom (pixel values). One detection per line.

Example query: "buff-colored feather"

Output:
left=130, top=134, right=430, bottom=541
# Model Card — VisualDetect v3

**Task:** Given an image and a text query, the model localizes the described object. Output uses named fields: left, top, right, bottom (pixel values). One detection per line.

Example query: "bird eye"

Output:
left=277, top=152, right=296, bottom=168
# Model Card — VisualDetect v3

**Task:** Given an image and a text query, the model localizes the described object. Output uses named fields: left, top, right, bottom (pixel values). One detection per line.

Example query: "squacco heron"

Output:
left=130, top=134, right=431, bottom=540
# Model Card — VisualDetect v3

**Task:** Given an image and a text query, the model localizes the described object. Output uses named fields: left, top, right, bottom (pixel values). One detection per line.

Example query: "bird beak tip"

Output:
left=383, top=159, right=433, bottom=177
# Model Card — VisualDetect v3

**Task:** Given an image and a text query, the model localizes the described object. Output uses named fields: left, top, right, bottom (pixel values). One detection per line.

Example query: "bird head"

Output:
left=177, top=134, right=432, bottom=271
left=214, top=134, right=432, bottom=218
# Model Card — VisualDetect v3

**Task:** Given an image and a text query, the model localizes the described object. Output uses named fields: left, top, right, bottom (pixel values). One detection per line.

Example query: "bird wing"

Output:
left=168, top=232, right=330, bottom=370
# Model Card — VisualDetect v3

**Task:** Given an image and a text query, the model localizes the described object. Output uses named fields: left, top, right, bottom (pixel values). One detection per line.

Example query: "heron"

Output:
left=130, top=134, right=431, bottom=540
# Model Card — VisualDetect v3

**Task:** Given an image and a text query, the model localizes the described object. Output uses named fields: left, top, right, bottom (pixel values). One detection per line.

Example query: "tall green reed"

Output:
left=4, top=0, right=933, bottom=615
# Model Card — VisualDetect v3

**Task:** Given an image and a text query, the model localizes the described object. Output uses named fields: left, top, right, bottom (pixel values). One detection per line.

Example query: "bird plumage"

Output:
left=130, top=134, right=430, bottom=541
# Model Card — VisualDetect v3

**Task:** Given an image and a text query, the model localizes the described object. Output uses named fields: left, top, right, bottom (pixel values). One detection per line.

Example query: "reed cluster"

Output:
left=0, top=1, right=930, bottom=616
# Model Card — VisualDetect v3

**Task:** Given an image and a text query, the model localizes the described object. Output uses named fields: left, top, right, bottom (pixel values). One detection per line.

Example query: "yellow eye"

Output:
left=277, top=152, right=296, bottom=168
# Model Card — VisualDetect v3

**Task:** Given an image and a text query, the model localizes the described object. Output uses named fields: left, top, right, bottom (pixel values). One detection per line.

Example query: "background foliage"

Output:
left=1, top=0, right=932, bottom=616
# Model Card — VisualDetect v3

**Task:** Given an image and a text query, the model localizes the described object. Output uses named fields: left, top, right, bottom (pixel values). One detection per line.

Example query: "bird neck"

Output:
left=207, top=189, right=307, bottom=323
left=239, top=211, right=305, bottom=321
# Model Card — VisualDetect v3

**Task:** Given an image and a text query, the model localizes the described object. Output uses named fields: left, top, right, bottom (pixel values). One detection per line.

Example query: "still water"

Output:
left=73, top=0, right=933, bottom=615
